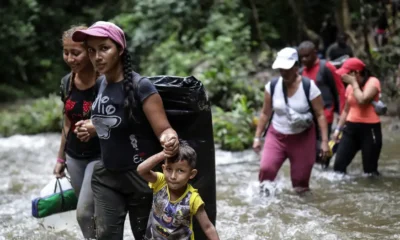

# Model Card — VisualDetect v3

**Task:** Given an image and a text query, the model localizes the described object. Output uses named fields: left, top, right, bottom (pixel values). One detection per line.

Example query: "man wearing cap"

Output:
left=253, top=47, right=329, bottom=194
left=298, top=40, right=346, bottom=168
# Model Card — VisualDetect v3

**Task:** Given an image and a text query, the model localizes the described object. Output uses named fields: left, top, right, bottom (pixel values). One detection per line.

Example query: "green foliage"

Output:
left=0, top=0, right=127, bottom=102
left=117, top=0, right=264, bottom=111
left=370, top=34, right=400, bottom=101
left=212, top=94, right=257, bottom=151
left=0, top=95, right=63, bottom=137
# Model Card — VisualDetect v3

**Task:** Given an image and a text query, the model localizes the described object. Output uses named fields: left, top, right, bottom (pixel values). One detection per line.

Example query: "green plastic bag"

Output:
left=32, top=178, right=78, bottom=218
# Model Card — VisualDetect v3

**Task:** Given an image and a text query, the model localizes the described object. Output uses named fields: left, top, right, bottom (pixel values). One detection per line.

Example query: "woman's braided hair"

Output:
left=121, top=48, right=138, bottom=122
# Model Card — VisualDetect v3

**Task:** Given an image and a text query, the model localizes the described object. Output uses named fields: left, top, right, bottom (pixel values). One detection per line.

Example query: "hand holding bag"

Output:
left=32, top=178, right=77, bottom=218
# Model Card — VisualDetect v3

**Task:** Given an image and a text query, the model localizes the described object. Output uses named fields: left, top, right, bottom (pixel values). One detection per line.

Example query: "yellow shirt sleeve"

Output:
left=148, top=172, right=167, bottom=193
left=189, top=191, right=205, bottom=216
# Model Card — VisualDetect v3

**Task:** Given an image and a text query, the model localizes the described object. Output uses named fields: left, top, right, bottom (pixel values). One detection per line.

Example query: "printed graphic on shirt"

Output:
left=91, top=115, right=121, bottom=139
left=129, top=134, right=145, bottom=164
left=145, top=186, right=192, bottom=240
left=91, top=92, right=121, bottom=139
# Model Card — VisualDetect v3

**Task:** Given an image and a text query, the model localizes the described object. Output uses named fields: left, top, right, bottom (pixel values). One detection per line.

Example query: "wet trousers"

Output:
left=333, top=122, right=382, bottom=174
left=66, top=155, right=100, bottom=239
left=91, top=162, right=152, bottom=240
left=259, top=125, right=316, bottom=192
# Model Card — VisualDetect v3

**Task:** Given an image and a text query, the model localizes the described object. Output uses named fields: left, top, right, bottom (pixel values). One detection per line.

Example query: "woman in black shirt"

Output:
left=53, top=25, right=102, bottom=239
left=72, top=21, right=179, bottom=240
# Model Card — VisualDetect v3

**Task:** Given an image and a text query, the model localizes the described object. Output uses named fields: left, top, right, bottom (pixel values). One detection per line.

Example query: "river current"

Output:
left=0, top=128, right=399, bottom=240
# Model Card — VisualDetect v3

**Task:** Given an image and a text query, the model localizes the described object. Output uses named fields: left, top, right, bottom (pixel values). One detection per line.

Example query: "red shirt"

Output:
left=302, top=59, right=346, bottom=123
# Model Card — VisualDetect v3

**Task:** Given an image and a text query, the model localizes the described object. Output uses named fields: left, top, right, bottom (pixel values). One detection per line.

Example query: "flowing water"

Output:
left=0, top=127, right=399, bottom=240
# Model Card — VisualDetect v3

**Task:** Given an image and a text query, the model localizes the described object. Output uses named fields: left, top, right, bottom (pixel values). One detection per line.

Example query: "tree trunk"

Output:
left=360, top=0, right=374, bottom=71
left=248, top=0, right=268, bottom=49
left=287, top=0, right=320, bottom=42
left=335, top=0, right=351, bottom=33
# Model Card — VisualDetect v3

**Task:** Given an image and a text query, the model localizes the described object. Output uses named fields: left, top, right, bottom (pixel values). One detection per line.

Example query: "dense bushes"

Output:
left=2, top=0, right=400, bottom=150
left=0, top=95, right=62, bottom=137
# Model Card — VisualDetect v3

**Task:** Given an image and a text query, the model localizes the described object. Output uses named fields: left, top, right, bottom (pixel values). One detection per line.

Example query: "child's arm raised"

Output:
left=195, top=205, right=220, bottom=240
left=137, top=151, right=165, bottom=183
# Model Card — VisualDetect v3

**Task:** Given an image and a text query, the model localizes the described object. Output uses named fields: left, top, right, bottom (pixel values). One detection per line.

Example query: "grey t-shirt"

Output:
left=91, top=72, right=158, bottom=170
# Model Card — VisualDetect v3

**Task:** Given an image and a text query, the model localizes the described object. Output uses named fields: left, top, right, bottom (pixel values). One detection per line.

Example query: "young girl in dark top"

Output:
left=72, top=21, right=179, bottom=240
left=53, top=25, right=101, bottom=239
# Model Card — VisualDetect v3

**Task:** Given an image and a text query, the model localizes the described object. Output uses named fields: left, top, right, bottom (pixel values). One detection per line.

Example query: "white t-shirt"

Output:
left=265, top=77, right=321, bottom=134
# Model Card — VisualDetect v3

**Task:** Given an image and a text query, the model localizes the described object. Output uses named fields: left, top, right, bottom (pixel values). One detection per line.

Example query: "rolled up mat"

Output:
left=32, top=178, right=78, bottom=218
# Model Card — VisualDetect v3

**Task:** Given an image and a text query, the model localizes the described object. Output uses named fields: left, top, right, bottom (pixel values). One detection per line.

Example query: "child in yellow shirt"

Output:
left=137, top=141, right=219, bottom=240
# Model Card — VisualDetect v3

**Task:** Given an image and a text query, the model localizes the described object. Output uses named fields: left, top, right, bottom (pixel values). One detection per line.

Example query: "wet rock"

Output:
left=386, top=99, right=400, bottom=117
left=389, top=122, right=400, bottom=132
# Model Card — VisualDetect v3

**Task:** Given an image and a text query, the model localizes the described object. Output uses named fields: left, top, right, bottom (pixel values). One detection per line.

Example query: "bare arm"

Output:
left=142, top=93, right=174, bottom=138
left=142, top=94, right=178, bottom=156
left=350, top=81, right=379, bottom=105
left=195, top=205, right=220, bottom=240
left=54, top=115, right=70, bottom=177
left=336, top=100, right=350, bottom=130
left=254, top=90, right=273, bottom=138
left=137, top=151, right=165, bottom=183
left=311, top=95, right=329, bottom=142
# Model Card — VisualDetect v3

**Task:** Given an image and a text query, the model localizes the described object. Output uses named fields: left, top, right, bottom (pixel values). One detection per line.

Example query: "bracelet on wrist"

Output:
left=57, top=158, right=66, bottom=164
left=254, top=137, right=261, bottom=141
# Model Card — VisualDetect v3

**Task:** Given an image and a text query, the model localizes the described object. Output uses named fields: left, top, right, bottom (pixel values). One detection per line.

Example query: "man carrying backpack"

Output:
left=298, top=41, right=346, bottom=168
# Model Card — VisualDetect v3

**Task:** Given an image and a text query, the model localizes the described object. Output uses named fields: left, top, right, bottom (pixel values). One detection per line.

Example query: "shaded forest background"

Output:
left=1, top=0, right=400, bottom=150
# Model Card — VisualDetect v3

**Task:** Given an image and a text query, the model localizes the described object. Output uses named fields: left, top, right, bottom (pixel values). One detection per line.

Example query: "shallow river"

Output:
left=0, top=129, right=399, bottom=240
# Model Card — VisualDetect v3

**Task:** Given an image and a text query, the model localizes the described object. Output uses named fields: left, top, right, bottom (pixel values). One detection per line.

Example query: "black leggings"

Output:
left=334, top=122, right=382, bottom=174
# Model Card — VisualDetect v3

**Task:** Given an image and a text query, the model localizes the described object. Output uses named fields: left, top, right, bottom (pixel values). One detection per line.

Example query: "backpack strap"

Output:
left=262, top=77, right=279, bottom=137
left=319, top=60, right=340, bottom=114
left=302, top=76, right=312, bottom=108
left=269, top=77, right=279, bottom=108
left=60, top=73, right=72, bottom=103
left=302, top=76, right=320, bottom=138
left=299, top=66, right=304, bottom=75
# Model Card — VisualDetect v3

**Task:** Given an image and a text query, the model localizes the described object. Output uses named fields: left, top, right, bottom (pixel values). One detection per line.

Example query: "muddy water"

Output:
left=0, top=129, right=399, bottom=240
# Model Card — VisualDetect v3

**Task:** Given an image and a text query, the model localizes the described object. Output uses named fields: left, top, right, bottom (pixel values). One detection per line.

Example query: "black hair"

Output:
left=166, top=140, right=197, bottom=169
left=121, top=48, right=138, bottom=122
left=298, top=41, right=316, bottom=51
left=360, top=67, right=373, bottom=87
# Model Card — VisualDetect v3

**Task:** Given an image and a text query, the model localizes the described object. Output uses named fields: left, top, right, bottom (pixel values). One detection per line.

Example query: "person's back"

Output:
left=137, top=142, right=220, bottom=240
left=320, top=15, right=338, bottom=56
left=326, top=34, right=353, bottom=61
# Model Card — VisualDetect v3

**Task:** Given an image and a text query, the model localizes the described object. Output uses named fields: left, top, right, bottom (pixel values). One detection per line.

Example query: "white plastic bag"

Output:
left=37, top=178, right=78, bottom=232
